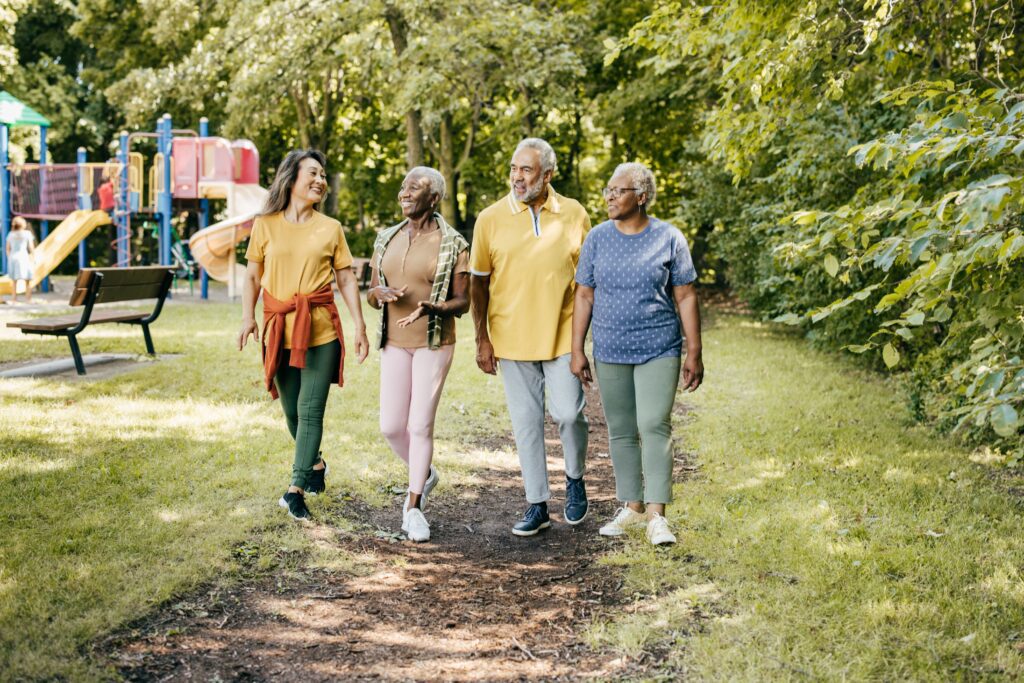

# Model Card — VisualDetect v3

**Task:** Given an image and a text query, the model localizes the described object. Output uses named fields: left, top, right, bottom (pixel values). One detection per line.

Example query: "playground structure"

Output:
left=1, top=91, right=267, bottom=298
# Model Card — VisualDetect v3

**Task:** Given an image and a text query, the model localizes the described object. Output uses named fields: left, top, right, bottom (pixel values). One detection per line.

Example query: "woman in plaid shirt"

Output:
left=367, top=167, right=470, bottom=543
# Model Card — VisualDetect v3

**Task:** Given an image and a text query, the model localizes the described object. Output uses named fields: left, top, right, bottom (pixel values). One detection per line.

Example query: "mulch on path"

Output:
left=103, top=387, right=699, bottom=681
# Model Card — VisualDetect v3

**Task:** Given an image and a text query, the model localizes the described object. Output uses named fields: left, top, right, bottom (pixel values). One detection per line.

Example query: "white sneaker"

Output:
left=599, top=507, right=647, bottom=537
left=422, top=465, right=439, bottom=510
left=404, top=507, right=430, bottom=542
left=646, top=513, right=677, bottom=546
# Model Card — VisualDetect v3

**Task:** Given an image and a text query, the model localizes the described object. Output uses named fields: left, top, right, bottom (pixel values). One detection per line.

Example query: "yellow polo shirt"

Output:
left=470, top=188, right=591, bottom=361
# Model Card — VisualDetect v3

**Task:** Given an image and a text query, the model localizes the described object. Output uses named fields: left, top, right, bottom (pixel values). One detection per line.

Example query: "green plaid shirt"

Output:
left=372, top=213, right=469, bottom=350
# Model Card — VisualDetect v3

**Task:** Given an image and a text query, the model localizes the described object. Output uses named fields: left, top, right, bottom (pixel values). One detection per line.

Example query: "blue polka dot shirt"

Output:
left=575, top=217, right=697, bottom=365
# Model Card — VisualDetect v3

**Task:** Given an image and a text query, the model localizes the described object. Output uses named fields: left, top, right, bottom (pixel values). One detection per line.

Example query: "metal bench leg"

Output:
left=67, top=334, right=87, bottom=375
left=141, top=323, right=156, bottom=355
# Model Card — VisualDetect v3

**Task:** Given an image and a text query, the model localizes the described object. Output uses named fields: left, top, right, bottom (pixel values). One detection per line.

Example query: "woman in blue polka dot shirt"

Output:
left=571, top=162, right=703, bottom=546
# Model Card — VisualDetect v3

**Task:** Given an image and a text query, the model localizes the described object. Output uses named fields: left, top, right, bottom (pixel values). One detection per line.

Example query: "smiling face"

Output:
left=398, top=173, right=437, bottom=219
left=604, top=171, right=645, bottom=221
left=290, top=157, right=328, bottom=207
left=509, top=148, right=551, bottom=204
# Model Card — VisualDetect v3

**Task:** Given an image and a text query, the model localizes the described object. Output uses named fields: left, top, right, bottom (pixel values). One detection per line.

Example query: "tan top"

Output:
left=380, top=226, right=469, bottom=348
left=245, top=210, right=353, bottom=349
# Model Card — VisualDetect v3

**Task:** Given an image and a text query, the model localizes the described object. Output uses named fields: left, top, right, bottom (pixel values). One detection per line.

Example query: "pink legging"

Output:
left=379, top=344, right=455, bottom=494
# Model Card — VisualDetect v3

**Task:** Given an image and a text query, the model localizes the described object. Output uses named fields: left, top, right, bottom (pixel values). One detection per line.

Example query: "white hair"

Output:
left=613, top=162, right=656, bottom=208
left=407, top=166, right=446, bottom=200
left=514, top=138, right=557, bottom=176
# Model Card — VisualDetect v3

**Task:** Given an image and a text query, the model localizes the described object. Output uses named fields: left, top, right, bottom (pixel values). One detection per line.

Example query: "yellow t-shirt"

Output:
left=469, top=188, right=591, bottom=361
left=245, top=211, right=353, bottom=349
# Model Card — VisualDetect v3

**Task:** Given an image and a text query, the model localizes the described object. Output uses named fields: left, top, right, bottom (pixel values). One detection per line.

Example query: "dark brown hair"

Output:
left=261, top=149, right=328, bottom=215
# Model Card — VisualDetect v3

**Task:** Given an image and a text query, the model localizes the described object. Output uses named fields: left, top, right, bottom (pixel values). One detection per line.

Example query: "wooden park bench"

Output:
left=351, top=257, right=372, bottom=288
left=7, top=266, right=174, bottom=376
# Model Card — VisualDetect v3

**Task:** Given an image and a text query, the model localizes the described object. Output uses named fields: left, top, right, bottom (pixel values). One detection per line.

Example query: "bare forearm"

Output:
left=678, top=292, right=702, bottom=355
left=572, top=287, right=594, bottom=353
left=339, top=277, right=366, bottom=331
left=470, top=276, right=491, bottom=342
left=241, top=276, right=260, bottom=323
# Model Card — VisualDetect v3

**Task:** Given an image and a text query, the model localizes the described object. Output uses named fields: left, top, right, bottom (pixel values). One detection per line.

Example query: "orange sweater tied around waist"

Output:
left=261, top=284, right=345, bottom=399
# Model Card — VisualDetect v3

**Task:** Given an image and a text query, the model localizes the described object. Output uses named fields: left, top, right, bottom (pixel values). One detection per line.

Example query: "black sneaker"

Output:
left=512, top=503, right=551, bottom=537
left=564, top=476, right=588, bottom=525
left=306, top=456, right=328, bottom=497
left=278, top=491, right=311, bottom=520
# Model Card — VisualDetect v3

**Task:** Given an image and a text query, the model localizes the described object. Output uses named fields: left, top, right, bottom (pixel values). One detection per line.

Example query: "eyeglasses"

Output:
left=602, top=187, right=639, bottom=199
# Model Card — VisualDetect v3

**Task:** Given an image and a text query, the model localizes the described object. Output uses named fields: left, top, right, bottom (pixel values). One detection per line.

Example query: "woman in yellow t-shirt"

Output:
left=238, top=149, right=369, bottom=521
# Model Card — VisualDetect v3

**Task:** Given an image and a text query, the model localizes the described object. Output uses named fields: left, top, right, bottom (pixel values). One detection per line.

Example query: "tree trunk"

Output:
left=385, top=4, right=424, bottom=169
left=438, top=113, right=459, bottom=226
left=325, top=172, right=341, bottom=216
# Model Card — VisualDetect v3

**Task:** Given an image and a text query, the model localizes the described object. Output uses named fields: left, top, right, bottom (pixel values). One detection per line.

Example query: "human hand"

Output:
left=238, top=319, right=259, bottom=351
left=396, top=300, right=444, bottom=328
left=476, top=338, right=497, bottom=375
left=570, top=350, right=592, bottom=388
left=369, top=284, right=408, bottom=304
left=354, top=328, right=369, bottom=363
left=681, top=353, right=703, bottom=392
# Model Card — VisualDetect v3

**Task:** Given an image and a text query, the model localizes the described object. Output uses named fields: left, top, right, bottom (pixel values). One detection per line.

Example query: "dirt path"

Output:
left=105, top=388, right=696, bottom=681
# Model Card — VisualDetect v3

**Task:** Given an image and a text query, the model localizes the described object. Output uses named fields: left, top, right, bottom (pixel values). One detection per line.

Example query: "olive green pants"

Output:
left=595, top=356, right=680, bottom=504
left=274, top=339, right=340, bottom=491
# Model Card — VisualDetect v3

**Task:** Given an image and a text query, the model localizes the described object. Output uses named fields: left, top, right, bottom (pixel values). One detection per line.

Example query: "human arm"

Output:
left=673, top=283, right=703, bottom=391
left=335, top=267, right=369, bottom=363
left=396, top=270, right=469, bottom=328
left=237, top=260, right=263, bottom=350
left=470, top=274, right=496, bottom=374
left=570, top=285, right=595, bottom=388
left=366, top=261, right=407, bottom=308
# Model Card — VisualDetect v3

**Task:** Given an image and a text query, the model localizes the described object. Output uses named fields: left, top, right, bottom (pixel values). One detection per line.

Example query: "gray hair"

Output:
left=514, top=138, right=557, bottom=176
left=612, top=162, right=656, bottom=208
left=407, top=166, right=446, bottom=200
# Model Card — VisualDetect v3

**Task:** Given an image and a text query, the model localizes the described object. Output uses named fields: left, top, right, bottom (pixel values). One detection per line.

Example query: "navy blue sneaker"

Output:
left=512, top=503, right=551, bottom=537
left=564, top=476, right=588, bottom=525
left=279, top=491, right=311, bottom=521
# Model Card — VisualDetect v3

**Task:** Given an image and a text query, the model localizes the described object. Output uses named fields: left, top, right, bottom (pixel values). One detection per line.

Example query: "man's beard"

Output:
left=512, top=177, right=545, bottom=203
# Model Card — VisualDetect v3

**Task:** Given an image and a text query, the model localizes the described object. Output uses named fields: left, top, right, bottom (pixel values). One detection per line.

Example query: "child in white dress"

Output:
left=6, top=216, right=36, bottom=303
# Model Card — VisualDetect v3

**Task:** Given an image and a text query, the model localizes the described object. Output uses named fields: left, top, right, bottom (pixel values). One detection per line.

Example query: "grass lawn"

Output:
left=0, top=298, right=509, bottom=680
left=3, top=299, right=1024, bottom=680
left=589, top=314, right=1024, bottom=680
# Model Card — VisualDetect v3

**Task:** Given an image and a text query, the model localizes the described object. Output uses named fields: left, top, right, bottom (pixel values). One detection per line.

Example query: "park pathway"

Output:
left=104, top=386, right=699, bottom=681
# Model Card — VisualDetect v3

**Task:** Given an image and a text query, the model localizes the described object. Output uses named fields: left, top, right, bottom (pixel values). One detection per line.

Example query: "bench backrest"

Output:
left=69, top=267, right=174, bottom=306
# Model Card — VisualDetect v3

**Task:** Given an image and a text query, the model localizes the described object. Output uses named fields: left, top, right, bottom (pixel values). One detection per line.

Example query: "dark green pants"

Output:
left=274, top=339, right=340, bottom=490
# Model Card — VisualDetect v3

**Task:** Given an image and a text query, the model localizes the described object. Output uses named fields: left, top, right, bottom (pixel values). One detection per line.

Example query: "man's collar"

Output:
left=506, top=186, right=562, bottom=215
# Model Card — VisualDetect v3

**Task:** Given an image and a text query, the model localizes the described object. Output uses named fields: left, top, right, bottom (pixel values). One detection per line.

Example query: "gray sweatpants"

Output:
left=499, top=354, right=588, bottom=504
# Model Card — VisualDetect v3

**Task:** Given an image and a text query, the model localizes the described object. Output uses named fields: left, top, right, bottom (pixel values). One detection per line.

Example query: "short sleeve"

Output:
left=670, top=230, right=698, bottom=286
left=469, top=220, right=492, bottom=276
left=454, top=248, right=470, bottom=274
left=244, top=217, right=266, bottom=263
left=333, top=223, right=354, bottom=270
left=575, top=231, right=597, bottom=288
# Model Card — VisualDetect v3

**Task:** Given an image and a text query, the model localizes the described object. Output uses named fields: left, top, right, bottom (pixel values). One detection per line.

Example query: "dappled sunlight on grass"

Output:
left=596, top=314, right=1024, bottom=679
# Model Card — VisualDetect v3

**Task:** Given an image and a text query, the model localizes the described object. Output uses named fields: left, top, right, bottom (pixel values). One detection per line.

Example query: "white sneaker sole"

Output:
left=599, top=526, right=626, bottom=537
left=564, top=506, right=588, bottom=525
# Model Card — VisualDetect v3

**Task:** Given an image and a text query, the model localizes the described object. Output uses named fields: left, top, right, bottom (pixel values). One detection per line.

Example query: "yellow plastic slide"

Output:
left=188, top=184, right=268, bottom=282
left=0, top=209, right=111, bottom=295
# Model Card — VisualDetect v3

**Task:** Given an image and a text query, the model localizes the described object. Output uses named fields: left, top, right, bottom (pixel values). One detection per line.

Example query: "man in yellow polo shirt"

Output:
left=470, top=137, right=591, bottom=536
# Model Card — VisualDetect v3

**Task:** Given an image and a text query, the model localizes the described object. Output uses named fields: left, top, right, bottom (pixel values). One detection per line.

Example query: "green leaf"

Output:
left=906, top=311, right=925, bottom=326
left=883, top=343, right=900, bottom=368
left=990, top=404, right=1020, bottom=438
left=824, top=254, right=839, bottom=277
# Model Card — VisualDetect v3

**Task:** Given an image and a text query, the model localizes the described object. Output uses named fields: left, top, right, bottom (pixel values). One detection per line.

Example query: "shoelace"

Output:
left=566, top=479, right=583, bottom=505
left=526, top=505, right=545, bottom=523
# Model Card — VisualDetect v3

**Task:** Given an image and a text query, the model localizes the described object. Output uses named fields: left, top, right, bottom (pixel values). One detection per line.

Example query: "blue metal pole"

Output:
left=76, top=147, right=87, bottom=270
left=0, top=124, right=9, bottom=275
left=39, top=126, right=50, bottom=292
left=117, top=131, right=130, bottom=266
left=158, top=114, right=173, bottom=267
left=199, top=117, right=210, bottom=299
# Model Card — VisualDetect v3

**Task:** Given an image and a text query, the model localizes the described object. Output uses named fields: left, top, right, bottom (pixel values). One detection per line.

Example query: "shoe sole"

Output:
left=512, top=521, right=551, bottom=537
left=278, top=496, right=311, bottom=521
left=599, top=527, right=626, bottom=537
left=564, top=505, right=589, bottom=526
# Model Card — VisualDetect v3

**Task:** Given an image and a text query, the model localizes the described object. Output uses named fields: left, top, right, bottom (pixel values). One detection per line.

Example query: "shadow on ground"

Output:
left=101, top=387, right=700, bottom=681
